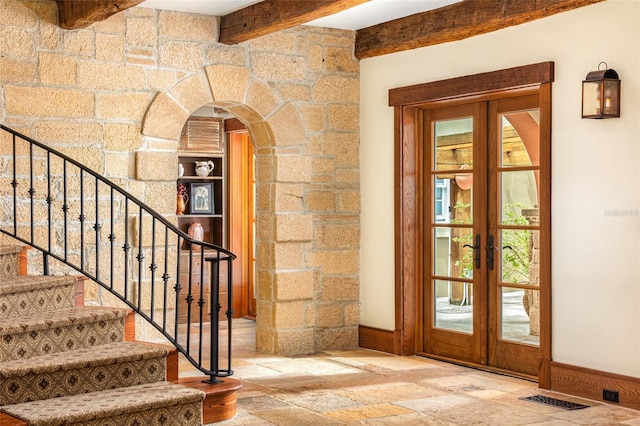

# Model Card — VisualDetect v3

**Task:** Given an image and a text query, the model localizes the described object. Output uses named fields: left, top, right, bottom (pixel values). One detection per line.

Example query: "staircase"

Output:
left=0, top=124, right=242, bottom=425
left=0, top=247, right=241, bottom=425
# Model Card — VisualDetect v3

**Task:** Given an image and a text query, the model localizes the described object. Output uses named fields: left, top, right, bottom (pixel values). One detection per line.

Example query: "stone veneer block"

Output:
left=246, top=79, right=282, bottom=118
left=306, top=250, right=359, bottom=275
left=322, top=132, right=360, bottom=167
left=275, top=271, right=314, bottom=301
left=312, top=75, right=359, bottom=103
left=0, top=57, right=37, bottom=83
left=276, top=156, right=313, bottom=183
left=274, top=242, right=304, bottom=270
left=96, top=92, right=150, bottom=121
left=170, top=74, right=214, bottom=114
left=105, top=123, right=143, bottom=152
left=142, top=93, right=189, bottom=141
left=136, top=151, right=178, bottom=181
left=273, top=301, right=305, bottom=328
left=276, top=214, right=313, bottom=242
left=206, top=65, right=250, bottom=103
left=317, top=304, right=344, bottom=328
left=77, top=62, right=146, bottom=91
left=275, top=329, right=315, bottom=356
left=5, top=86, right=94, bottom=118
left=315, top=327, right=359, bottom=352
left=269, top=103, right=307, bottom=146
left=274, top=184, right=304, bottom=212
left=159, top=11, right=217, bottom=41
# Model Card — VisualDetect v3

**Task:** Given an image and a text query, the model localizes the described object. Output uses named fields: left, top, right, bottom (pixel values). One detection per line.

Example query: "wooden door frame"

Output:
left=390, top=62, right=553, bottom=385
left=228, top=128, right=256, bottom=318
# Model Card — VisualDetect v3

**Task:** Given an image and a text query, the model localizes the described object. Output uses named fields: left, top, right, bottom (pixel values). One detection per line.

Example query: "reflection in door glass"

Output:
left=500, top=171, right=538, bottom=226
left=500, top=287, right=540, bottom=346
left=500, top=110, right=539, bottom=167
left=434, top=280, right=473, bottom=334
left=433, top=176, right=473, bottom=224
left=500, top=229, right=540, bottom=285
left=434, top=118, right=473, bottom=171
left=433, top=227, right=474, bottom=279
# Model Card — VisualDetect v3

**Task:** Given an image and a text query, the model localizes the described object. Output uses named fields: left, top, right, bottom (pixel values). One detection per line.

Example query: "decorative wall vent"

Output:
left=181, top=117, right=223, bottom=152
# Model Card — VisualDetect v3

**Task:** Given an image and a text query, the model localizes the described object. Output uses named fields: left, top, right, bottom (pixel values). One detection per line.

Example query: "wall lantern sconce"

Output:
left=582, top=62, right=620, bottom=119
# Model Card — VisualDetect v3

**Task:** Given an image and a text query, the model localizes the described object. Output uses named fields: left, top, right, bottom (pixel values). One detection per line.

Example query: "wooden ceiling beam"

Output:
left=56, top=0, right=145, bottom=30
left=219, top=0, right=368, bottom=44
left=355, top=0, right=604, bottom=59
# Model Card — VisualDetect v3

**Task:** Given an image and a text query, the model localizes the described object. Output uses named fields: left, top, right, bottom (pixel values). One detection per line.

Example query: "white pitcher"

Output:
left=194, top=161, right=214, bottom=177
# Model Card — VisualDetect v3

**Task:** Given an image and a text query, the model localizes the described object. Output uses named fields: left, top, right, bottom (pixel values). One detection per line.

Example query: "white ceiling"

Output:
left=137, top=0, right=460, bottom=31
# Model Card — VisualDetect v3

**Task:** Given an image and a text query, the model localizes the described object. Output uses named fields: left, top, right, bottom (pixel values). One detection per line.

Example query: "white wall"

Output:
left=360, top=0, right=640, bottom=376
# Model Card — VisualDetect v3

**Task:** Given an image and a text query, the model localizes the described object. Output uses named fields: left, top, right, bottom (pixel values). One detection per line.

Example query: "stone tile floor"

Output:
left=180, top=319, right=640, bottom=425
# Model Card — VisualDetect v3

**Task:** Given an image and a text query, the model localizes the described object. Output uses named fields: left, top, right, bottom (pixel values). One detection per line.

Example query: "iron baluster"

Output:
left=174, top=234, right=182, bottom=342
left=28, top=142, right=34, bottom=244
left=123, top=199, right=129, bottom=299
left=225, top=255, right=234, bottom=376
left=11, top=134, right=17, bottom=236
left=137, top=206, right=144, bottom=310
left=109, top=186, right=115, bottom=291
left=46, top=151, right=52, bottom=255
left=80, top=169, right=85, bottom=270
left=149, top=217, right=157, bottom=321
left=94, top=178, right=101, bottom=282
left=162, top=226, right=169, bottom=331
left=62, top=160, right=68, bottom=262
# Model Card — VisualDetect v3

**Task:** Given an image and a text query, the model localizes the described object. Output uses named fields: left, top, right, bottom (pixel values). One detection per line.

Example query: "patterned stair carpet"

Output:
left=0, top=341, right=169, bottom=404
left=0, top=247, right=205, bottom=425
left=2, top=381, right=204, bottom=426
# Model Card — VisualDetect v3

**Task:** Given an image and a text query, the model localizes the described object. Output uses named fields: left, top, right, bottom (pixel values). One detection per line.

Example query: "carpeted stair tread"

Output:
left=0, top=306, right=129, bottom=362
left=1, top=381, right=205, bottom=426
left=0, top=275, right=76, bottom=297
left=0, top=306, right=129, bottom=336
left=0, top=341, right=168, bottom=378
left=0, top=246, right=22, bottom=256
left=0, top=342, right=170, bottom=405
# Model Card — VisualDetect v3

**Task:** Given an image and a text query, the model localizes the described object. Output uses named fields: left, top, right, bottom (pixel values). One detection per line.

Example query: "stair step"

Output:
left=0, top=306, right=129, bottom=362
left=1, top=381, right=205, bottom=426
left=0, top=341, right=169, bottom=404
left=0, top=275, right=76, bottom=319
left=0, top=245, right=23, bottom=278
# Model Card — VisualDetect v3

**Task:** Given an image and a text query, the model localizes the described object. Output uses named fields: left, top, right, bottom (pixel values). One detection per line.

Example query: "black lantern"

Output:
left=582, top=62, right=620, bottom=119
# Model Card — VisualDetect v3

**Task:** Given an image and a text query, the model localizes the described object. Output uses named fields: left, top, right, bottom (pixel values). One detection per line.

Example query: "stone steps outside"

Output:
left=1, top=381, right=205, bottom=426
left=0, top=275, right=76, bottom=319
left=0, top=341, right=169, bottom=405
left=0, top=306, right=129, bottom=362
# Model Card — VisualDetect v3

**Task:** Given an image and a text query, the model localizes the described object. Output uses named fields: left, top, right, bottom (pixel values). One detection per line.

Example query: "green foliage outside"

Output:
left=451, top=202, right=530, bottom=283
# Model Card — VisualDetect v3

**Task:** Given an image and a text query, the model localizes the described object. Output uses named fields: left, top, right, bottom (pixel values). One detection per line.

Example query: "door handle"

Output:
left=486, top=235, right=496, bottom=270
left=463, top=234, right=481, bottom=269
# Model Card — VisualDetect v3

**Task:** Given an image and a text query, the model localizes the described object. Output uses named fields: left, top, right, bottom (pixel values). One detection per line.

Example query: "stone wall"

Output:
left=0, top=0, right=360, bottom=355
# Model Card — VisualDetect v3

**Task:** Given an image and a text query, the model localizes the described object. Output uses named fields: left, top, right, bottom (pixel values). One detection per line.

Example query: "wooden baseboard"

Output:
left=359, top=325, right=395, bottom=354
left=549, top=361, right=640, bottom=410
left=176, top=377, right=243, bottom=423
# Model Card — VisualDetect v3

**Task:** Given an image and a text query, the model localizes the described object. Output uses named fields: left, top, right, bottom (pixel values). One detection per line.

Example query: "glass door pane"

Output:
left=496, top=106, right=540, bottom=348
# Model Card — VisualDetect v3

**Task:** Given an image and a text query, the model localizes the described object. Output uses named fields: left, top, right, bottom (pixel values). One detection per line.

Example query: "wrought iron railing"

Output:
left=0, top=124, right=235, bottom=383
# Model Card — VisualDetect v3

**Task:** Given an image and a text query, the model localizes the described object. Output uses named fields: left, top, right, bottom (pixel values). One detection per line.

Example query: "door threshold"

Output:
left=416, top=352, right=538, bottom=383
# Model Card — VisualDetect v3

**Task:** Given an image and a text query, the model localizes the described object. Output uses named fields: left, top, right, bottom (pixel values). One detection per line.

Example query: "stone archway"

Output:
left=139, top=67, right=317, bottom=355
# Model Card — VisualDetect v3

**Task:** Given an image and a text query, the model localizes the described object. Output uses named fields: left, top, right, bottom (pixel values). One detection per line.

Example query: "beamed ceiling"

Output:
left=54, top=0, right=603, bottom=59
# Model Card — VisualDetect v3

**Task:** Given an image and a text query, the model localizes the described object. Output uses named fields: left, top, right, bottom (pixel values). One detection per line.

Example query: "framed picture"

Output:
left=189, top=182, right=214, bottom=215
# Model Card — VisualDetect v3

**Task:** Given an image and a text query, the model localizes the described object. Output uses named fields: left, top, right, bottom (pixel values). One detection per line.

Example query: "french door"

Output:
left=421, top=93, right=546, bottom=377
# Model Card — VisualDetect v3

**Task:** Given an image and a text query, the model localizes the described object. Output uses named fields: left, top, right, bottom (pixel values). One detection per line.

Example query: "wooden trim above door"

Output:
left=393, top=63, right=554, bottom=373
left=389, top=62, right=554, bottom=107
